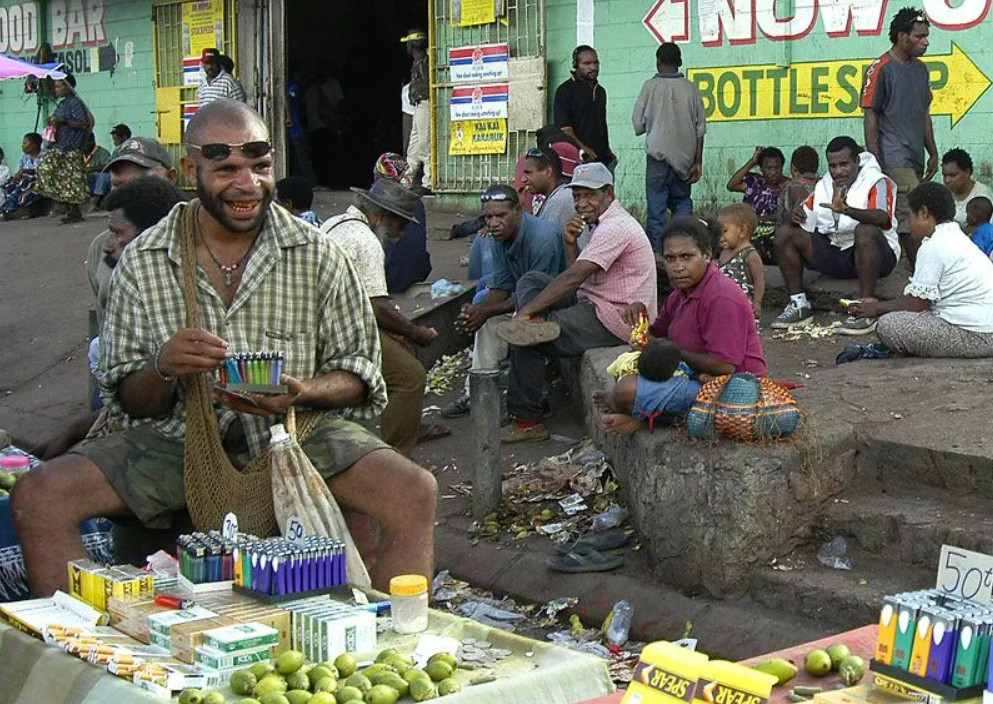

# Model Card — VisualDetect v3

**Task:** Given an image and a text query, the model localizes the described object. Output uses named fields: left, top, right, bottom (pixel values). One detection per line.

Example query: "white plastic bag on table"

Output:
left=269, top=420, right=372, bottom=588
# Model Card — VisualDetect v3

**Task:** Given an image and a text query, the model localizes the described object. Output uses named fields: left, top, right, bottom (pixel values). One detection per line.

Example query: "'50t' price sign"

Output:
left=936, top=545, right=993, bottom=604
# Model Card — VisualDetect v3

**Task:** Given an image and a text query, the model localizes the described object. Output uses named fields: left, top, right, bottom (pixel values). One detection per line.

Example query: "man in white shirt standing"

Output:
left=197, top=48, right=247, bottom=109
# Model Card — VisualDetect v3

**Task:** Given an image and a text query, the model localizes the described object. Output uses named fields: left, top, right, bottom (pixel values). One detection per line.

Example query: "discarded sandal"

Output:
left=495, top=318, right=561, bottom=347
left=547, top=548, right=625, bottom=573
left=555, top=528, right=630, bottom=556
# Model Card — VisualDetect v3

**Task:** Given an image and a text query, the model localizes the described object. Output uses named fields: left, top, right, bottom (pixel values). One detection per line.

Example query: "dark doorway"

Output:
left=285, top=0, right=428, bottom=189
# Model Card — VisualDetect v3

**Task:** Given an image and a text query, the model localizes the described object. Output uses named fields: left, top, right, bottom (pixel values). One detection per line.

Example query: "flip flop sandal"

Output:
left=547, top=549, right=625, bottom=573
left=555, top=527, right=630, bottom=556
left=417, top=423, right=451, bottom=444
left=495, top=318, right=561, bottom=347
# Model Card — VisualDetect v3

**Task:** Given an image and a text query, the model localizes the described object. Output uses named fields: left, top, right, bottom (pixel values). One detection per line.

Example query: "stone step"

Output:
left=819, top=487, right=993, bottom=569
left=857, top=435, right=993, bottom=500
left=750, top=545, right=933, bottom=629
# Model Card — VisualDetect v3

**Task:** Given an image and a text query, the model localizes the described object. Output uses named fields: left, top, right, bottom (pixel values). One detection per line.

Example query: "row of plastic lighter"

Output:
left=622, top=640, right=778, bottom=704
left=875, top=588, right=993, bottom=688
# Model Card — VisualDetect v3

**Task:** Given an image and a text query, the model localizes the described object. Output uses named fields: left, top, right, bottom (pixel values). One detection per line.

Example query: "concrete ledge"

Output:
left=763, top=264, right=910, bottom=311
left=579, top=346, right=857, bottom=598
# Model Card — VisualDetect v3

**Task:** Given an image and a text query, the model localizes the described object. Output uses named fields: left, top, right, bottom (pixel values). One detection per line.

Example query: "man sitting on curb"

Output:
left=11, top=100, right=437, bottom=595
left=442, top=184, right=565, bottom=418
left=773, top=135, right=899, bottom=335
left=496, top=162, right=658, bottom=443
left=321, top=179, right=447, bottom=455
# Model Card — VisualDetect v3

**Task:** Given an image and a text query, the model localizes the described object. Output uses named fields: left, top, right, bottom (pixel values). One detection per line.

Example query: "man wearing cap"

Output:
left=87, top=137, right=179, bottom=330
left=321, top=179, right=445, bottom=456
left=632, top=42, right=707, bottom=249
left=496, top=162, right=658, bottom=443
left=197, top=48, right=247, bottom=109
left=442, top=184, right=566, bottom=418
left=401, top=30, right=432, bottom=194
left=13, top=101, right=437, bottom=596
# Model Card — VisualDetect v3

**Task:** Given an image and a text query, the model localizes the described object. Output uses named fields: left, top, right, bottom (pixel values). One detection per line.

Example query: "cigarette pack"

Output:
left=168, top=616, right=239, bottom=664
left=133, top=661, right=222, bottom=696
left=201, top=621, right=280, bottom=653
left=147, top=605, right=219, bottom=638
left=194, top=644, right=274, bottom=671
left=302, top=602, right=376, bottom=661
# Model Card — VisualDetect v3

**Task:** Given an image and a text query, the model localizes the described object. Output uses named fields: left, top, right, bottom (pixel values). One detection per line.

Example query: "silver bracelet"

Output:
left=153, top=345, right=175, bottom=382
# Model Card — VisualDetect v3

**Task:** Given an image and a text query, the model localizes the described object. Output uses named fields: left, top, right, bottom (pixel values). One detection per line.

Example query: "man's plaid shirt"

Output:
left=101, top=201, right=387, bottom=457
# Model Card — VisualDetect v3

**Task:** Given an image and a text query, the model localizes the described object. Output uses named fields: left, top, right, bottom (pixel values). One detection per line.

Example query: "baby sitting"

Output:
left=594, top=339, right=703, bottom=435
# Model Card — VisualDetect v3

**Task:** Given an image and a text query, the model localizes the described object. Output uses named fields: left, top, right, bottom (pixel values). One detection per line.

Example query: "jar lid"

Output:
left=390, top=574, right=428, bottom=596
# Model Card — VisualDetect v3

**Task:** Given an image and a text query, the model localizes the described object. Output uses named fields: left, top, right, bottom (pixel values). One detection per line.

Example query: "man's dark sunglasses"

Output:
left=526, top=147, right=551, bottom=161
left=188, top=140, right=273, bottom=161
left=480, top=191, right=514, bottom=202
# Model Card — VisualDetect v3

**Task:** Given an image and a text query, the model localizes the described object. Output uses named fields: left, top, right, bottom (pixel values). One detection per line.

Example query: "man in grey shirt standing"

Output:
left=632, top=42, right=706, bottom=250
left=861, top=7, right=937, bottom=270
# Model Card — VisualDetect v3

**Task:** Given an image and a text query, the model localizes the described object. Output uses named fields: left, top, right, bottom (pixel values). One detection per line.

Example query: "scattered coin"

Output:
left=462, top=637, right=477, bottom=645
left=475, top=641, right=491, bottom=649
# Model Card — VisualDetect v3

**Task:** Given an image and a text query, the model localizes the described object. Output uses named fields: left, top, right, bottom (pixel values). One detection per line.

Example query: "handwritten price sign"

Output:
left=936, top=545, right=993, bottom=604
left=286, top=515, right=308, bottom=546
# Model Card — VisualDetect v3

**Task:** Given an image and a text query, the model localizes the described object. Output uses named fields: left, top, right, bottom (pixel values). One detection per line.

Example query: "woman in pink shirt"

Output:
left=606, top=218, right=766, bottom=434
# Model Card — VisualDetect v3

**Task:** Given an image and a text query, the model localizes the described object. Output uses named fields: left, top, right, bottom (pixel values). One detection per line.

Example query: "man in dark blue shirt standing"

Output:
left=442, top=184, right=565, bottom=417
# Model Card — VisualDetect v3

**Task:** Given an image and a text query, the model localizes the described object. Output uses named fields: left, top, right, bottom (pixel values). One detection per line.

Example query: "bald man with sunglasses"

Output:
left=11, top=100, right=438, bottom=596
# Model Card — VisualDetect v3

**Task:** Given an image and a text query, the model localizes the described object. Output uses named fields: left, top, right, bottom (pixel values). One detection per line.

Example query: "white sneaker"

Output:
left=771, top=301, right=814, bottom=329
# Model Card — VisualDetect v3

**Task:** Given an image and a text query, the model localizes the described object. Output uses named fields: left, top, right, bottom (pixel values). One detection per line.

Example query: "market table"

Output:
left=579, top=624, right=879, bottom=704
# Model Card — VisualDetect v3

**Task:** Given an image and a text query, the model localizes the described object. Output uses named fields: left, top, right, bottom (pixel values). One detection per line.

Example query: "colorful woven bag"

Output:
left=686, top=373, right=801, bottom=442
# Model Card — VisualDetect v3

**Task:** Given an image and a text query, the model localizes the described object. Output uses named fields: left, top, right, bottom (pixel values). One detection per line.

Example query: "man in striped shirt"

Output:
left=197, top=48, right=247, bottom=109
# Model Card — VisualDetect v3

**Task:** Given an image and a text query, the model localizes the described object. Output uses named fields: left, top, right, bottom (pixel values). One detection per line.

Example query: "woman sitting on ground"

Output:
left=941, top=148, right=993, bottom=233
left=727, top=146, right=787, bottom=263
left=600, top=217, right=767, bottom=434
left=848, top=182, right=993, bottom=358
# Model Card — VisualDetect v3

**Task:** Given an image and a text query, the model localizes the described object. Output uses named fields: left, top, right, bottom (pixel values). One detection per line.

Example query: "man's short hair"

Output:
left=907, top=181, right=955, bottom=224
left=826, top=136, right=861, bottom=160
left=524, top=146, right=563, bottom=176
left=24, top=132, right=42, bottom=148
left=967, top=196, right=993, bottom=224
left=720, top=202, right=759, bottom=234
left=103, top=176, right=186, bottom=233
left=111, top=124, right=132, bottom=140
left=758, top=147, right=785, bottom=166
left=572, top=44, right=596, bottom=68
left=791, top=146, right=819, bottom=174
left=889, top=6, right=929, bottom=43
left=481, top=183, right=519, bottom=206
left=637, top=338, right=682, bottom=382
left=276, top=176, right=314, bottom=211
left=942, top=147, right=973, bottom=173
left=185, top=99, right=268, bottom=147
left=656, top=42, right=682, bottom=67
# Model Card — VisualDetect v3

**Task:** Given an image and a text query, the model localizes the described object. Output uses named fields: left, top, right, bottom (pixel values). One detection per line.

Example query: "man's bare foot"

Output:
left=602, top=413, right=644, bottom=436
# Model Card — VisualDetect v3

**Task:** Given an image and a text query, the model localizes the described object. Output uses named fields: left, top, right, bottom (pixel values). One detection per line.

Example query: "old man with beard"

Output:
left=321, top=178, right=446, bottom=456
left=12, top=100, right=437, bottom=596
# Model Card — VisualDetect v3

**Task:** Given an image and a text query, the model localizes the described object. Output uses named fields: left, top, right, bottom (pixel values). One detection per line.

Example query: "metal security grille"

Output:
left=153, top=0, right=238, bottom=185
left=430, top=0, right=546, bottom=193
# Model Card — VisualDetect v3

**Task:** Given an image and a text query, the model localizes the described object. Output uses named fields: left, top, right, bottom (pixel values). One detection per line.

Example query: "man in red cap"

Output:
left=197, top=47, right=246, bottom=109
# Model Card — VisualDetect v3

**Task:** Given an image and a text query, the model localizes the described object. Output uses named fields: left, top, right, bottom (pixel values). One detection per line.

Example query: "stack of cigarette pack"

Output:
left=283, top=598, right=376, bottom=662
left=68, top=560, right=155, bottom=611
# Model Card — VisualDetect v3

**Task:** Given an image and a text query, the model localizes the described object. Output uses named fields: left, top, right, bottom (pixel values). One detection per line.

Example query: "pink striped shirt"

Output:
left=577, top=199, right=658, bottom=340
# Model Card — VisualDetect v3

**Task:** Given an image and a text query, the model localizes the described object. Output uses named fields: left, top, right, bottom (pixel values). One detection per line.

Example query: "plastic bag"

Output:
left=269, top=423, right=372, bottom=588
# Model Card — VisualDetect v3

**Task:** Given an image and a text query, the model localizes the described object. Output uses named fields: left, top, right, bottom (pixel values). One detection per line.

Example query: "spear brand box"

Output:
left=147, top=605, right=219, bottom=638
left=201, top=622, right=280, bottom=653
left=300, top=602, right=376, bottom=662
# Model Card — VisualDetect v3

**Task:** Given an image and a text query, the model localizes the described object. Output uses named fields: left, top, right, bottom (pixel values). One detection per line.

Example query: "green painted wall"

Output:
left=545, top=0, right=993, bottom=212
left=0, top=0, right=157, bottom=168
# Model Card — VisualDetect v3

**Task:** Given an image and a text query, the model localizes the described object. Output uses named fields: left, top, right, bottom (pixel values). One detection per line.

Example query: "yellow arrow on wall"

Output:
left=687, top=43, right=990, bottom=127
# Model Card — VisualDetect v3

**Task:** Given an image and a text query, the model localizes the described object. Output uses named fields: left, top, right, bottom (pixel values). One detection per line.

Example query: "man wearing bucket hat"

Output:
left=401, top=30, right=432, bottom=195
left=321, top=177, right=448, bottom=455
left=197, top=47, right=247, bottom=109
left=496, top=162, right=658, bottom=443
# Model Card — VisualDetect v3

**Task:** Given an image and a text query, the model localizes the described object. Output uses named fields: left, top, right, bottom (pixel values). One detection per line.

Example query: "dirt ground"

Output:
left=0, top=200, right=873, bottom=657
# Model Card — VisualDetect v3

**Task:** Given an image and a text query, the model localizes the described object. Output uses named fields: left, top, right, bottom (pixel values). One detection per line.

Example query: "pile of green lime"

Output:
left=0, top=471, right=20, bottom=497
left=223, top=648, right=464, bottom=704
